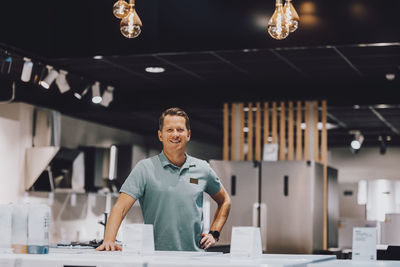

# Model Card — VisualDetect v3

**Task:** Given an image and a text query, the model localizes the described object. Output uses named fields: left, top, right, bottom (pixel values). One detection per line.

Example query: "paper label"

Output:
left=230, top=227, right=262, bottom=258
left=352, top=227, right=377, bottom=261
left=263, top=143, right=278, bottom=161
left=0, top=205, right=12, bottom=248
left=122, top=224, right=154, bottom=255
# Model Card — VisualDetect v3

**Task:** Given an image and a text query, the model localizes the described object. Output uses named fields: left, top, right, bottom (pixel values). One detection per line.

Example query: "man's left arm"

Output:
left=200, top=186, right=231, bottom=249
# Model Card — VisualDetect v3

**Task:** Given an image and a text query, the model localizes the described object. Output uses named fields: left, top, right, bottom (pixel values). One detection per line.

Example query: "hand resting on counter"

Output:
left=200, top=233, right=217, bottom=250
left=96, top=240, right=122, bottom=251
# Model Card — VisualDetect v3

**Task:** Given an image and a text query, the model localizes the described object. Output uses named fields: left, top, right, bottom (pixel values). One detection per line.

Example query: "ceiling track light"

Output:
left=113, top=0, right=142, bottom=39
left=267, top=0, right=299, bottom=40
left=41, top=66, right=59, bottom=89
left=92, top=81, right=102, bottom=104
left=349, top=130, right=364, bottom=153
left=21, top=57, right=33, bottom=82
left=55, top=70, right=71, bottom=93
left=378, top=135, right=387, bottom=155
left=1, top=55, right=12, bottom=75
left=74, top=80, right=90, bottom=100
left=100, top=86, right=114, bottom=107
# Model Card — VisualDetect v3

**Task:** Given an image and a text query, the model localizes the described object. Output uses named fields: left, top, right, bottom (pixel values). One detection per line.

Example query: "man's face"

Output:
left=158, top=115, right=191, bottom=152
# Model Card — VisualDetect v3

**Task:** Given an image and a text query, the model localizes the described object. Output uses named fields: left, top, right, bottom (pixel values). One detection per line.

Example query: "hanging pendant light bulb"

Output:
left=120, top=0, right=142, bottom=38
left=267, top=0, right=290, bottom=40
left=283, top=0, right=300, bottom=32
left=113, top=0, right=130, bottom=19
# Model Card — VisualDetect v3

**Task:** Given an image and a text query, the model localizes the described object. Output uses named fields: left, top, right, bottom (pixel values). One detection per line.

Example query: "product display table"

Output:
left=0, top=250, right=338, bottom=267
left=167, top=253, right=337, bottom=267
left=307, top=260, right=400, bottom=267
left=0, top=251, right=356, bottom=267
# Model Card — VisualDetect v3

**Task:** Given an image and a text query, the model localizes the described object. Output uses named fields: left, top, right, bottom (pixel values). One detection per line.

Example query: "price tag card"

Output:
left=230, top=227, right=262, bottom=258
left=122, top=224, right=154, bottom=255
left=263, top=143, right=278, bottom=161
left=352, top=227, right=377, bottom=261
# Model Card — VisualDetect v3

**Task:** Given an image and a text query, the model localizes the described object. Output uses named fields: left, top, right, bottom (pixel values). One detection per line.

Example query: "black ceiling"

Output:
left=1, top=0, right=400, bottom=149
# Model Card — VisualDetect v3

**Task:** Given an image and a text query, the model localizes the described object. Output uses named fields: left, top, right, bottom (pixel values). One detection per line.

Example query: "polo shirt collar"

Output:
left=158, top=151, right=196, bottom=169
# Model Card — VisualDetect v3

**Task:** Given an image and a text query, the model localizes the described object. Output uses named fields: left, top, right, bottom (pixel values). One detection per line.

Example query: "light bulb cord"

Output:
left=129, top=0, right=135, bottom=6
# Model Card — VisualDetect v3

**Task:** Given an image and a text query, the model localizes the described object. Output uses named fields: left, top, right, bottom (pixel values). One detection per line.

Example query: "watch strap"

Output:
left=208, top=230, right=220, bottom=241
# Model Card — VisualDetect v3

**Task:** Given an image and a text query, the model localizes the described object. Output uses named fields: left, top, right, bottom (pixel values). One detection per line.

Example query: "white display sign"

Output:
left=122, top=224, right=154, bottom=255
left=352, top=227, right=377, bottom=261
left=263, top=143, right=278, bottom=161
left=0, top=204, right=12, bottom=251
left=230, top=226, right=262, bottom=258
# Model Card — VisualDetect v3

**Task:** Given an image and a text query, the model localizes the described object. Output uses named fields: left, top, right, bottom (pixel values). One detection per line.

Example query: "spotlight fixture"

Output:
left=41, top=66, right=59, bottom=89
left=91, top=81, right=102, bottom=104
left=55, top=70, right=70, bottom=93
left=349, top=130, right=364, bottom=153
left=74, top=85, right=90, bottom=100
left=1, top=56, right=12, bottom=74
left=378, top=136, right=386, bottom=155
left=100, top=86, right=114, bottom=107
left=35, top=64, right=46, bottom=85
left=21, top=57, right=33, bottom=82
left=145, top=67, right=165, bottom=73
left=120, top=0, right=142, bottom=38
left=378, top=135, right=391, bottom=155
left=73, top=78, right=90, bottom=100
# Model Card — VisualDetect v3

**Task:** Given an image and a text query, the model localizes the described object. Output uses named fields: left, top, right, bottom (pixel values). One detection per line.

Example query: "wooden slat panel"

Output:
left=304, top=102, right=309, bottom=161
left=321, top=100, right=328, bottom=251
left=263, top=102, right=269, bottom=145
left=313, top=101, right=319, bottom=162
left=247, top=103, right=254, bottom=161
left=321, top=100, right=328, bottom=164
left=223, top=103, right=229, bottom=160
left=279, top=101, right=286, bottom=161
left=288, top=101, right=294, bottom=160
left=255, top=102, right=261, bottom=161
left=296, top=101, right=302, bottom=160
left=239, top=103, right=245, bottom=161
left=272, top=102, right=278, bottom=144
left=230, top=103, right=236, bottom=160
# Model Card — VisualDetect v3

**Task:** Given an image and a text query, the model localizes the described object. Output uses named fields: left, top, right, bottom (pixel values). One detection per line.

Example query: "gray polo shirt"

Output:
left=120, top=151, right=222, bottom=251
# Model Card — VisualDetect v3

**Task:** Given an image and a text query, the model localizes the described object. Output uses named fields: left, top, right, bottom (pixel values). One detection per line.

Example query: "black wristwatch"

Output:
left=209, top=230, right=220, bottom=241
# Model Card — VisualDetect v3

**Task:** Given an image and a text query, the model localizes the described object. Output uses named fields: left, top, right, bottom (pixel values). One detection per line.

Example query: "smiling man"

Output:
left=96, top=107, right=231, bottom=252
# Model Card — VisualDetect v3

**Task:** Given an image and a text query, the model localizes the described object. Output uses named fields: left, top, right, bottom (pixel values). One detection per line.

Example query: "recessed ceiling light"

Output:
left=385, top=73, right=395, bottom=81
left=93, top=55, right=103, bottom=60
left=145, top=67, right=165, bottom=73
left=353, top=105, right=360, bottom=109
left=375, top=104, right=390, bottom=109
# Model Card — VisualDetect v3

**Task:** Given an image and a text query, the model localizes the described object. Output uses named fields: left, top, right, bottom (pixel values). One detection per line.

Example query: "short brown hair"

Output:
left=159, top=107, right=190, bottom=131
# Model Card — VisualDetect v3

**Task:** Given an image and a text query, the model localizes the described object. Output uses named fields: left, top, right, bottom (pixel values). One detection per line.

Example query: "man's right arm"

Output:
left=96, top=192, right=136, bottom=251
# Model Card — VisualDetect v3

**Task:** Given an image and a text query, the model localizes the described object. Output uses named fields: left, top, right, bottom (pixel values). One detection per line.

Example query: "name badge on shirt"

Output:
left=190, top=178, right=199, bottom=184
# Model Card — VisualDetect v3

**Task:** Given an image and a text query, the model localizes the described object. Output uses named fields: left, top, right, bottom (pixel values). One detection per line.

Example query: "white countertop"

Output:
left=5, top=250, right=394, bottom=267
left=307, top=260, right=400, bottom=267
